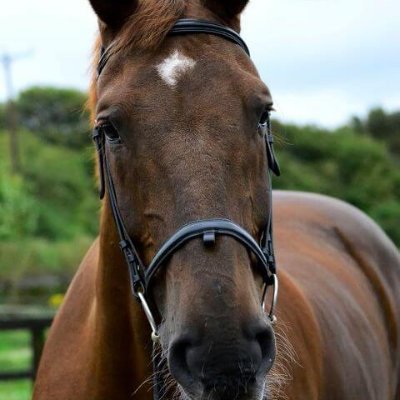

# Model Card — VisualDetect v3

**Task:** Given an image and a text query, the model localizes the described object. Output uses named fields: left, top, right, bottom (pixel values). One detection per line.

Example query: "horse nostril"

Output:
left=168, top=337, right=196, bottom=389
left=243, top=319, right=276, bottom=373
left=254, top=323, right=276, bottom=373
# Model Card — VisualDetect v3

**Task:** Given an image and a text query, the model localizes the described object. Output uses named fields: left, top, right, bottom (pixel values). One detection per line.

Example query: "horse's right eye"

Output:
left=101, top=123, right=121, bottom=143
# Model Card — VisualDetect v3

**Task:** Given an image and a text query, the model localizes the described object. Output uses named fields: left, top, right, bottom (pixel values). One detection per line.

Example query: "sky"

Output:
left=1, top=0, right=399, bottom=127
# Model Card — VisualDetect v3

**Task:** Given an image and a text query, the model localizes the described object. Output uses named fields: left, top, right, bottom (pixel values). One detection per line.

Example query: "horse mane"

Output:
left=88, top=0, right=186, bottom=119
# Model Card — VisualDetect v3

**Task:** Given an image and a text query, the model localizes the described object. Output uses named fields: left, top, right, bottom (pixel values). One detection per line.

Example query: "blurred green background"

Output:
left=0, top=86, right=399, bottom=399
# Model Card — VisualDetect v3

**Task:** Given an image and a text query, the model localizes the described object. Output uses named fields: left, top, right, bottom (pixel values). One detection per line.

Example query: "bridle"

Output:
left=92, top=18, right=280, bottom=399
left=97, top=19, right=251, bottom=76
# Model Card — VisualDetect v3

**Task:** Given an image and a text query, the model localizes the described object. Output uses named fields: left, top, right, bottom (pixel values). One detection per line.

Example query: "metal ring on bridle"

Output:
left=137, top=291, right=160, bottom=343
left=263, top=274, right=279, bottom=324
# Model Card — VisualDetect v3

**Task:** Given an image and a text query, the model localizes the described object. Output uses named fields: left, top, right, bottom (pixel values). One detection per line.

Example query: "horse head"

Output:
left=89, top=1, right=277, bottom=398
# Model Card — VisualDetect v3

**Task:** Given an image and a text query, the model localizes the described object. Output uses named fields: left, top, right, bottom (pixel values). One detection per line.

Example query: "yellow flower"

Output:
left=48, top=293, right=65, bottom=308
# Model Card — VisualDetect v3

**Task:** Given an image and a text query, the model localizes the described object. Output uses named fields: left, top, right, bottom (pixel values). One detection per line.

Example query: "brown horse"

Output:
left=33, top=1, right=400, bottom=399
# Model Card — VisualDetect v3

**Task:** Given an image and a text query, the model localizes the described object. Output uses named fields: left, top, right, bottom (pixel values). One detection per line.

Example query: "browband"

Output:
left=169, top=19, right=250, bottom=56
left=97, top=18, right=250, bottom=77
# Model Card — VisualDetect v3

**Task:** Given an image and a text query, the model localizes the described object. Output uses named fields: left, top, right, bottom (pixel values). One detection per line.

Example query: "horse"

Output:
left=33, top=1, right=400, bottom=399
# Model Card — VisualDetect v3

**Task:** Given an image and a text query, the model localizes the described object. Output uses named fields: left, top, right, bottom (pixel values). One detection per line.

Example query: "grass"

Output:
left=0, top=331, right=33, bottom=400
left=0, top=381, right=31, bottom=400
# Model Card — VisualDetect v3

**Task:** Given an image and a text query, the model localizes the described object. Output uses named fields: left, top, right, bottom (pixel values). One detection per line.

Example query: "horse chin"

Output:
left=176, top=382, right=267, bottom=400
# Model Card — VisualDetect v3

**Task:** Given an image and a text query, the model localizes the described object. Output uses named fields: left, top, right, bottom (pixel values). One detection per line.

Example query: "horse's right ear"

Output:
left=203, top=0, right=249, bottom=23
left=88, top=0, right=138, bottom=31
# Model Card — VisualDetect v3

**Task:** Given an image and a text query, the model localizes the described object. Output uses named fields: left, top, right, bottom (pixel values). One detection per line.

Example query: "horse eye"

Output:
left=259, top=109, right=270, bottom=127
left=257, top=109, right=270, bottom=137
left=101, top=123, right=121, bottom=143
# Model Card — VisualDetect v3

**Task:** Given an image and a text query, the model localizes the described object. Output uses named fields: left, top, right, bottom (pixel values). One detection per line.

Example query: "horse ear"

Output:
left=203, top=0, right=249, bottom=22
left=88, top=0, right=139, bottom=30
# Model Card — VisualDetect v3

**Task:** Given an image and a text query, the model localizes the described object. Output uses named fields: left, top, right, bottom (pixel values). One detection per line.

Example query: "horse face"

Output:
left=91, top=0, right=276, bottom=398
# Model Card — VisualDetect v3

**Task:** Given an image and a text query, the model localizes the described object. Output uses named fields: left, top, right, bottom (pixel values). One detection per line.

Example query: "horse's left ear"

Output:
left=88, top=0, right=138, bottom=31
left=203, top=0, right=249, bottom=23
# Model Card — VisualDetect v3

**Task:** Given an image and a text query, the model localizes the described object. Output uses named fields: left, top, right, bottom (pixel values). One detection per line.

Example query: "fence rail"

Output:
left=0, top=307, right=54, bottom=382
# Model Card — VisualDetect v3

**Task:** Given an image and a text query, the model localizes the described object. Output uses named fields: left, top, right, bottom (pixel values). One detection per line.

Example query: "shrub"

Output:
left=16, top=87, right=91, bottom=149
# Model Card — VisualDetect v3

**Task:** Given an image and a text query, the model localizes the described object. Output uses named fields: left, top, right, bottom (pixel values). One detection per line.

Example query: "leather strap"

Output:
left=169, top=19, right=250, bottom=56
left=92, top=128, right=147, bottom=295
left=97, top=19, right=250, bottom=77
left=146, top=219, right=274, bottom=289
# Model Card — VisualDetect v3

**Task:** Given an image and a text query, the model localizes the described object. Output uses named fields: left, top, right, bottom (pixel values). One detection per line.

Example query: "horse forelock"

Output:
left=117, top=0, right=185, bottom=51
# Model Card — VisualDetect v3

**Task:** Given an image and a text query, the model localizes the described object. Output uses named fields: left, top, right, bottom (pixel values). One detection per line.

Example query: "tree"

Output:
left=273, top=122, right=400, bottom=246
left=355, top=108, right=400, bottom=157
left=0, top=103, right=6, bottom=130
left=16, top=86, right=91, bottom=148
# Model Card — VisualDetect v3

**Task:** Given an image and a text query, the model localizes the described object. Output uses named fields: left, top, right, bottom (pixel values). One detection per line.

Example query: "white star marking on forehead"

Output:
left=156, top=50, right=196, bottom=87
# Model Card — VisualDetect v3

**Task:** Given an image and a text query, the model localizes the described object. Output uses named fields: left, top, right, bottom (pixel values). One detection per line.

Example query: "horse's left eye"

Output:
left=101, top=123, right=121, bottom=143
left=258, top=109, right=270, bottom=137
left=259, top=109, right=270, bottom=127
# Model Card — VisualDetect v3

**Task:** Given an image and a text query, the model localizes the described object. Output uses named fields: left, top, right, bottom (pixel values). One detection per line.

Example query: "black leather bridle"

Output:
left=93, top=18, right=280, bottom=399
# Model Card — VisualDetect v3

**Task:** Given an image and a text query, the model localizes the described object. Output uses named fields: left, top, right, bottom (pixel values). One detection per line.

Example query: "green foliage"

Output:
left=0, top=380, right=30, bottom=400
left=370, top=201, right=400, bottom=247
left=0, top=131, right=98, bottom=240
left=0, top=331, right=30, bottom=371
left=351, top=107, right=400, bottom=157
left=16, top=86, right=91, bottom=148
left=0, top=236, right=93, bottom=305
left=0, top=237, right=93, bottom=282
left=0, top=331, right=31, bottom=400
left=0, top=129, right=97, bottom=304
left=0, top=172, right=38, bottom=239
left=273, top=121, right=400, bottom=244
left=0, top=103, right=5, bottom=130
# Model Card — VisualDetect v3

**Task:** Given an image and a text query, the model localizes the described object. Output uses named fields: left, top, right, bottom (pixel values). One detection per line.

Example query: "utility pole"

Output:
left=1, top=51, right=32, bottom=174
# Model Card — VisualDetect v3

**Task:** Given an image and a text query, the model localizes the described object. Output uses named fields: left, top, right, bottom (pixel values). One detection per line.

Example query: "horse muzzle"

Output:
left=168, top=320, right=276, bottom=400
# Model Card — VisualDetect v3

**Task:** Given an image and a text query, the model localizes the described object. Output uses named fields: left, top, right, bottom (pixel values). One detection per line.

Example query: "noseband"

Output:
left=93, top=19, right=280, bottom=387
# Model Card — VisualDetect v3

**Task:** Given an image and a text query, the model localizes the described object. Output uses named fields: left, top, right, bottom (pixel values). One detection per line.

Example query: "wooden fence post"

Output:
left=31, top=328, right=46, bottom=380
left=0, top=310, right=54, bottom=383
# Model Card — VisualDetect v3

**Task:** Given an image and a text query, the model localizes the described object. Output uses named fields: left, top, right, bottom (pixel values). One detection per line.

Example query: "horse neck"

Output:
left=94, top=203, right=153, bottom=398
